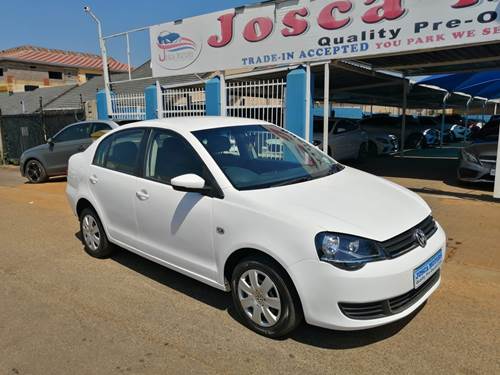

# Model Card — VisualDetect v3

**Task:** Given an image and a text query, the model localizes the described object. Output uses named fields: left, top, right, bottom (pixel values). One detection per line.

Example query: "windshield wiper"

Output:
left=270, top=175, right=314, bottom=187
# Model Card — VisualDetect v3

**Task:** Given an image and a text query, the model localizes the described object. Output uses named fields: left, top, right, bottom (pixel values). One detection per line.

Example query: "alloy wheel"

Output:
left=82, top=215, right=100, bottom=251
left=237, top=269, right=282, bottom=327
left=27, top=161, right=42, bottom=182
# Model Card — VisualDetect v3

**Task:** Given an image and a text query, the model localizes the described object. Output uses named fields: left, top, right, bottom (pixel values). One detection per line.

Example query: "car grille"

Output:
left=380, top=216, right=438, bottom=258
left=339, top=270, right=440, bottom=320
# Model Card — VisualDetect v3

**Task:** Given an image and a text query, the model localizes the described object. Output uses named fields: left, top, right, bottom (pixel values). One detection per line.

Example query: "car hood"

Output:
left=21, top=143, right=49, bottom=157
left=237, top=167, right=430, bottom=242
left=467, top=142, right=498, bottom=157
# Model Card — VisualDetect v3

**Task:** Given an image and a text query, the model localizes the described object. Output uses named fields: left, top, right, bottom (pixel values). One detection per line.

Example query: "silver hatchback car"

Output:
left=20, top=120, right=119, bottom=183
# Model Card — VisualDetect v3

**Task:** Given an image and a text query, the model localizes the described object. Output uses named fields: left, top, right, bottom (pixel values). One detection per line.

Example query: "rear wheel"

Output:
left=79, top=208, right=114, bottom=258
left=231, top=257, right=302, bottom=338
left=25, top=159, right=48, bottom=183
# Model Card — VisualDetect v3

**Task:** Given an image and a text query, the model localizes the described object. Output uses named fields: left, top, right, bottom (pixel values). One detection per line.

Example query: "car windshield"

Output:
left=193, top=125, right=342, bottom=190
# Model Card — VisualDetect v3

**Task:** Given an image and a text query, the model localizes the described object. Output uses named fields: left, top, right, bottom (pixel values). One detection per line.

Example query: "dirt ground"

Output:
left=0, top=165, right=499, bottom=375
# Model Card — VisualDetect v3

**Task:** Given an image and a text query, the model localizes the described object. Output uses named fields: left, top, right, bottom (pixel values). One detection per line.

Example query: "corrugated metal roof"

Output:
left=0, top=85, right=77, bottom=115
left=0, top=45, right=130, bottom=72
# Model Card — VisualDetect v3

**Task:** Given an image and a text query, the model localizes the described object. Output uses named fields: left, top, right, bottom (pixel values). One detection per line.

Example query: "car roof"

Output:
left=118, top=116, right=272, bottom=133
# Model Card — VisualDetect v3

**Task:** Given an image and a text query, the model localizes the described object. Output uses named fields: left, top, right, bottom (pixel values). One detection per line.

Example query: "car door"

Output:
left=88, top=128, right=146, bottom=247
left=45, top=122, right=93, bottom=174
left=342, top=120, right=364, bottom=159
left=329, top=120, right=351, bottom=160
left=134, top=128, right=217, bottom=281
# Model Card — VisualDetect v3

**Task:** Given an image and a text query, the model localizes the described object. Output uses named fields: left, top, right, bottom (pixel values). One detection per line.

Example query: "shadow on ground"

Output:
left=75, top=231, right=423, bottom=349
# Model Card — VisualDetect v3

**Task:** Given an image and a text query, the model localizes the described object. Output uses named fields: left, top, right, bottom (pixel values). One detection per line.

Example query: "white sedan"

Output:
left=66, top=117, right=446, bottom=338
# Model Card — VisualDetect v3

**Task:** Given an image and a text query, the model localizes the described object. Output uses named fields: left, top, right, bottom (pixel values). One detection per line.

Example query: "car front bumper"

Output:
left=288, top=223, right=446, bottom=330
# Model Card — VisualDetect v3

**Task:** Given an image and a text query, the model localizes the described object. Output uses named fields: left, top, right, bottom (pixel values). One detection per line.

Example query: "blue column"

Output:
left=145, top=84, right=158, bottom=120
left=96, top=90, right=110, bottom=120
left=285, top=67, right=314, bottom=140
left=205, top=77, right=221, bottom=116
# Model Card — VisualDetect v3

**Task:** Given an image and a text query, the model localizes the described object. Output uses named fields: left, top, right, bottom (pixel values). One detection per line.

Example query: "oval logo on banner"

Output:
left=156, top=31, right=202, bottom=70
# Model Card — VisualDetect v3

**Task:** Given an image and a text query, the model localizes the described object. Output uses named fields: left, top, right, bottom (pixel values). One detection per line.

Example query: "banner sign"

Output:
left=150, top=0, right=500, bottom=77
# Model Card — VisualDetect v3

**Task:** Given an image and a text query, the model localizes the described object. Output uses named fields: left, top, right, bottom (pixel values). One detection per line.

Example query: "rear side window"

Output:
left=96, top=129, right=145, bottom=175
left=93, top=136, right=113, bottom=167
left=92, top=122, right=113, bottom=133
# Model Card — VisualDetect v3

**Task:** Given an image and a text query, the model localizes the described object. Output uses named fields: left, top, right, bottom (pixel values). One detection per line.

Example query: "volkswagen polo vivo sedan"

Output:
left=66, top=117, right=446, bottom=338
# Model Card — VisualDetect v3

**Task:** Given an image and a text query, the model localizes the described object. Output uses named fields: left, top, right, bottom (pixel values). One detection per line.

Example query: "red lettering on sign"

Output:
left=208, top=13, right=235, bottom=48
left=451, top=0, right=479, bottom=8
left=362, top=0, right=406, bottom=24
left=243, top=17, right=274, bottom=42
left=282, top=7, right=309, bottom=37
left=318, top=1, right=353, bottom=30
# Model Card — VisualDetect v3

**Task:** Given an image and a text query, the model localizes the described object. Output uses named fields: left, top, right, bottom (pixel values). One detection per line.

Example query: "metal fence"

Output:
left=111, top=93, right=146, bottom=121
left=159, top=86, right=206, bottom=118
left=0, top=110, right=86, bottom=164
left=226, top=79, right=287, bottom=128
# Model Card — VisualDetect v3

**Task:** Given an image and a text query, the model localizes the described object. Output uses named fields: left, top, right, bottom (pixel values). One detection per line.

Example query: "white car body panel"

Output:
left=66, top=117, right=445, bottom=330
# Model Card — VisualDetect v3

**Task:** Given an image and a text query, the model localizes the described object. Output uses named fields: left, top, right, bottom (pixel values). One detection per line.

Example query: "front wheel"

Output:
left=25, top=159, right=48, bottom=183
left=357, top=143, right=369, bottom=162
left=231, top=257, right=302, bottom=338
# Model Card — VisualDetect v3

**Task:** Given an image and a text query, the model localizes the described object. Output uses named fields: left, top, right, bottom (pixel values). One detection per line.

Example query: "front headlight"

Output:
left=461, top=149, right=481, bottom=165
left=315, top=232, right=386, bottom=270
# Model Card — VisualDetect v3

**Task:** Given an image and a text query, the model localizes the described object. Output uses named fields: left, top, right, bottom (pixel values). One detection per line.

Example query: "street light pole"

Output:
left=84, top=6, right=113, bottom=118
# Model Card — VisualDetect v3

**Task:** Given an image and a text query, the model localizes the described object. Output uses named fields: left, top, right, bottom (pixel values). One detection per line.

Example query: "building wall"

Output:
left=0, top=61, right=103, bottom=93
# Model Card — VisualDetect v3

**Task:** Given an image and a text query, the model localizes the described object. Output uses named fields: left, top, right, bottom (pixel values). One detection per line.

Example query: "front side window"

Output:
left=54, top=123, right=92, bottom=142
left=193, top=125, right=342, bottom=190
left=145, top=129, right=205, bottom=184
left=104, top=129, right=145, bottom=175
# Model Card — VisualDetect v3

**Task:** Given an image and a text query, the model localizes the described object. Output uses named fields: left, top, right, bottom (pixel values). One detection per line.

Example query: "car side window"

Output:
left=54, top=123, right=92, bottom=142
left=93, top=135, right=113, bottom=167
left=104, top=129, right=145, bottom=175
left=92, top=122, right=112, bottom=133
left=334, top=120, right=357, bottom=134
left=145, top=129, right=205, bottom=184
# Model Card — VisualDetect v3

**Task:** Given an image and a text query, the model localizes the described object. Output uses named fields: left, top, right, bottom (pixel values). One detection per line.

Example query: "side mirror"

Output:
left=171, top=174, right=211, bottom=194
left=47, top=137, right=54, bottom=144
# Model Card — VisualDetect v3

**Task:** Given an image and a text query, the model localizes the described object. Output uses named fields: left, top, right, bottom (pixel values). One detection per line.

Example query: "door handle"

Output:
left=136, top=190, right=149, bottom=201
left=89, top=175, right=98, bottom=184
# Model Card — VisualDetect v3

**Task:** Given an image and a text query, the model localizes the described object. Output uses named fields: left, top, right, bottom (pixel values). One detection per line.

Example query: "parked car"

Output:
left=458, top=142, right=497, bottom=183
left=417, top=116, right=441, bottom=146
left=434, top=114, right=470, bottom=142
left=66, top=117, right=446, bottom=338
left=20, top=120, right=119, bottom=183
left=360, top=115, right=427, bottom=149
left=472, top=115, right=499, bottom=141
left=312, top=117, right=369, bottom=161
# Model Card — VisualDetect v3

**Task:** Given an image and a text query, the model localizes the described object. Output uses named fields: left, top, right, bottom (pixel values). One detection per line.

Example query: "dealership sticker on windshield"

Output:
left=414, top=250, right=443, bottom=289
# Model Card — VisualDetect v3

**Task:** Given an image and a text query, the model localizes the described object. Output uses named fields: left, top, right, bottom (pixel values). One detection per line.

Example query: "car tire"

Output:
left=357, top=143, right=369, bottom=162
left=231, top=256, right=303, bottom=338
left=79, top=208, right=114, bottom=259
left=368, top=141, right=379, bottom=156
left=25, top=159, right=48, bottom=184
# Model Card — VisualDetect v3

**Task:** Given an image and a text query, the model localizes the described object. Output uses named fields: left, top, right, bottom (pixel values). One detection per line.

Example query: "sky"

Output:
left=0, top=0, right=262, bottom=67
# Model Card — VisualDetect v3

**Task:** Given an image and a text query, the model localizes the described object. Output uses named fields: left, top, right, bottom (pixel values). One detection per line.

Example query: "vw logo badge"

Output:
left=414, top=229, right=427, bottom=248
